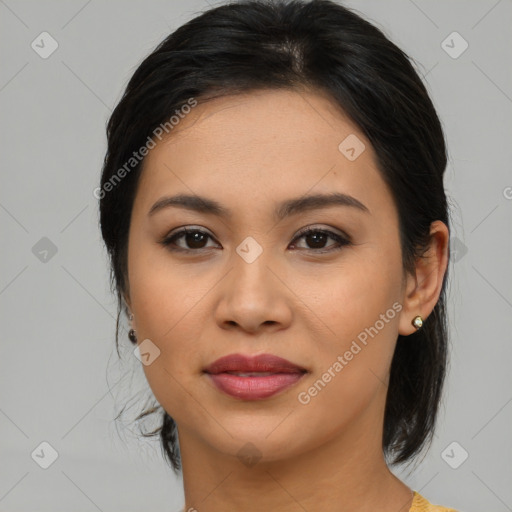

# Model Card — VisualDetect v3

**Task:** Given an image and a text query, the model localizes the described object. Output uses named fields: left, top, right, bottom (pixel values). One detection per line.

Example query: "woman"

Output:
left=98, top=1, right=457, bottom=510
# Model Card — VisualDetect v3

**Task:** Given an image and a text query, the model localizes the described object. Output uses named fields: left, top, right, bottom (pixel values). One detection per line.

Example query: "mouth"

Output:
left=203, top=353, right=308, bottom=400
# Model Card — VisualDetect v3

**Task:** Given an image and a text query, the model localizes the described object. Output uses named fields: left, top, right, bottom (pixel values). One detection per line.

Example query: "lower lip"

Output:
left=206, top=372, right=306, bottom=400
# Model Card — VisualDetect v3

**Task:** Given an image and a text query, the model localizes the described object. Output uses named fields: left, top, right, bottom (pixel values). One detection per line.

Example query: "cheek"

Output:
left=129, top=267, right=209, bottom=360
left=127, top=242, right=211, bottom=399
left=291, top=284, right=401, bottom=443
left=127, top=230, right=210, bottom=338
left=292, top=249, right=403, bottom=402
left=129, top=268, right=208, bottom=424
left=293, top=246, right=402, bottom=346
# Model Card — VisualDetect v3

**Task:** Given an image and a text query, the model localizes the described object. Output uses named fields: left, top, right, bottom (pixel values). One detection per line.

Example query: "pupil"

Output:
left=307, top=232, right=326, bottom=248
left=187, top=232, right=206, bottom=248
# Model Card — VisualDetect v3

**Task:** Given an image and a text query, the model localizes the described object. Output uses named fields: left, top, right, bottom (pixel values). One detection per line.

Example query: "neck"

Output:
left=177, top=394, right=413, bottom=512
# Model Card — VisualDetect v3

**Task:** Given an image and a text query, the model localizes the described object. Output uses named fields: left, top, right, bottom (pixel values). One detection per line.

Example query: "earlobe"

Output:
left=124, top=294, right=138, bottom=343
left=398, top=220, right=449, bottom=336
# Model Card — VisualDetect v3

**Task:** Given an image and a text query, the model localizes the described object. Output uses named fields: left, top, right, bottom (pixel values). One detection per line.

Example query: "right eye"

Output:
left=160, top=227, right=220, bottom=252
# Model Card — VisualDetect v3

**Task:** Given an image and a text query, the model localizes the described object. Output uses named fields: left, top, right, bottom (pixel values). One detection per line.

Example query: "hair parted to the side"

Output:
left=99, top=0, right=451, bottom=474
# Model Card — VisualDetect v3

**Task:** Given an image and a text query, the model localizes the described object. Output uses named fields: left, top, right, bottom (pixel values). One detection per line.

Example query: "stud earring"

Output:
left=128, top=312, right=137, bottom=343
left=411, top=315, right=423, bottom=330
left=128, top=329, right=138, bottom=344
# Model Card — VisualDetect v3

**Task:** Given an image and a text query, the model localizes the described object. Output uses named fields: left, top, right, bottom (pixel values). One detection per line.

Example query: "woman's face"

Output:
left=126, top=88, right=419, bottom=465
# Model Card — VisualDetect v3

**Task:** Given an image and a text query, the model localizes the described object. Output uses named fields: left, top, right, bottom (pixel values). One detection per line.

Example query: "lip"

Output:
left=203, top=353, right=307, bottom=400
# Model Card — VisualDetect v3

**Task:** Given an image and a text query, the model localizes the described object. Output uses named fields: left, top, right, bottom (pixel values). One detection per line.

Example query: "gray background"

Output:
left=1, top=0, right=511, bottom=510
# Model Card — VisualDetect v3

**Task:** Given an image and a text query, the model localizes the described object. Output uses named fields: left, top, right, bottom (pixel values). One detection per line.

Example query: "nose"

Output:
left=214, top=245, right=293, bottom=335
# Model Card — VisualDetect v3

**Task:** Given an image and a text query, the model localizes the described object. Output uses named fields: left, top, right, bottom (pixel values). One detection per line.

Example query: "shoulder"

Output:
left=410, top=491, right=459, bottom=512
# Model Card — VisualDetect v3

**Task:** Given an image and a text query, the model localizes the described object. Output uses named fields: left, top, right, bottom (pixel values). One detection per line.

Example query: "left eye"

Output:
left=289, top=228, right=350, bottom=252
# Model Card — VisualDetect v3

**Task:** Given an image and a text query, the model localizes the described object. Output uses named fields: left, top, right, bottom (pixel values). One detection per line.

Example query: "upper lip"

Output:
left=204, top=353, right=307, bottom=374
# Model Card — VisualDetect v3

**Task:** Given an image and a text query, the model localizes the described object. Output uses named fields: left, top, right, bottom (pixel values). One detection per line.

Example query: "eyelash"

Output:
left=160, top=226, right=351, bottom=254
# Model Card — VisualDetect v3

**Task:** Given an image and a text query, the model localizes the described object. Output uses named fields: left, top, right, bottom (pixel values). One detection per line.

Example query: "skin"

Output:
left=124, top=88, right=449, bottom=512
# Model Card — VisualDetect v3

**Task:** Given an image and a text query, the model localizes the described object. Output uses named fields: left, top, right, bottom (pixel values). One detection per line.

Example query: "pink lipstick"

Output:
left=203, top=353, right=307, bottom=400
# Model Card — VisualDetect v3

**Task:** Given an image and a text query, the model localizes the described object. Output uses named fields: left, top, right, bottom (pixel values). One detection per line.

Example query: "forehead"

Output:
left=149, top=88, right=362, bottom=163
left=135, top=88, right=394, bottom=220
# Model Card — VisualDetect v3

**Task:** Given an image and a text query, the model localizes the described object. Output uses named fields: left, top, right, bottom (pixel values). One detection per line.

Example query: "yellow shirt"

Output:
left=179, top=490, right=458, bottom=511
left=412, top=491, right=458, bottom=511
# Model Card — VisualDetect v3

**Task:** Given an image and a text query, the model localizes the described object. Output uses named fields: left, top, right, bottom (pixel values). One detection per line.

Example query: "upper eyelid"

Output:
left=293, top=225, right=349, bottom=239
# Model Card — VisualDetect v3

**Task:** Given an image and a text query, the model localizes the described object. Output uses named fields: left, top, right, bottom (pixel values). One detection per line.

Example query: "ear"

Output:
left=398, top=220, right=450, bottom=336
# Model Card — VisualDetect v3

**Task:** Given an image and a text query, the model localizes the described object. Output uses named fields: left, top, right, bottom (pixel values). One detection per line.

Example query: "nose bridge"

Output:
left=230, top=234, right=274, bottom=299
left=214, top=235, right=292, bottom=332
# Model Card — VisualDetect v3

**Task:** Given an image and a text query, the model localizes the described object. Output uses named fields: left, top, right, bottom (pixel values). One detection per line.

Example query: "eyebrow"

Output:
left=148, top=191, right=370, bottom=220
